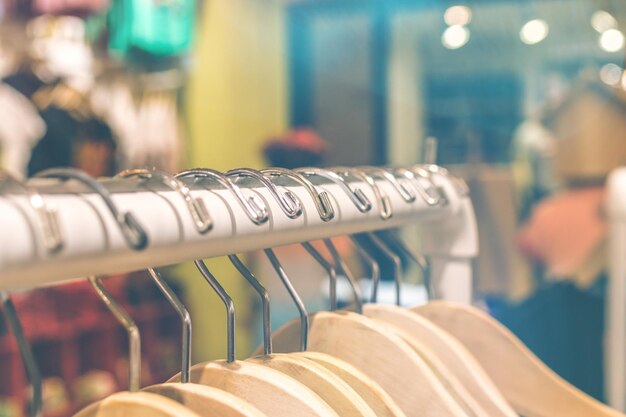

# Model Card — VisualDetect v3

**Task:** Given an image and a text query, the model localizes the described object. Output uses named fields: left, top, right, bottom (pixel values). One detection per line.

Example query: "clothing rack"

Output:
left=607, top=167, right=626, bottom=411
left=0, top=165, right=477, bottom=302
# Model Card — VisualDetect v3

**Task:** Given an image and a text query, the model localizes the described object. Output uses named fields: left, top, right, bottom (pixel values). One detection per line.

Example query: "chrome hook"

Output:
left=227, top=168, right=301, bottom=219
left=88, top=276, right=141, bottom=392
left=295, top=167, right=372, bottom=213
left=374, top=230, right=432, bottom=299
left=260, top=168, right=334, bottom=222
left=366, top=233, right=403, bottom=306
left=264, top=248, right=309, bottom=351
left=193, top=260, right=236, bottom=363
left=117, top=168, right=212, bottom=234
left=177, top=168, right=268, bottom=225
left=363, top=167, right=416, bottom=203
left=1, top=292, right=42, bottom=417
left=1, top=171, right=63, bottom=254
left=395, top=167, right=443, bottom=206
left=301, top=242, right=339, bottom=311
left=33, top=169, right=148, bottom=250
left=227, top=255, right=273, bottom=356
left=347, top=236, right=381, bottom=304
left=147, top=268, right=192, bottom=383
left=333, top=167, right=392, bottom=220
left=323, top=239, right=363, bottom=314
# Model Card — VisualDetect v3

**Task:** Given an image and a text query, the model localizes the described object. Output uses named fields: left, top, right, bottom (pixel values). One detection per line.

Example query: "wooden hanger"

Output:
left=365, top=304, right=516, bottom=417
left=354, top=233, right=516, bottom=417
left=269, top=310, right=470, bottom=417
left=144, top=383, right=267, bottom=417
left=167, top=257, right=338, bottom=417
left=74, top=392, right=203, bottom=417
left=169, top=360, right=339, bottom=417
left=247, top=355, right=376, bottom=417
left=414, top=300, right=626, bottom=417
left=228, top=251, right=376, bottom=417
left=137, top=267, right=267, bottom=417
left=291, top=351, right=408, bottom=417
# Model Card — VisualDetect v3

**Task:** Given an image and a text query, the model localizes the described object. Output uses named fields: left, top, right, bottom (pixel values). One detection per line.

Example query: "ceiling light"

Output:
left=591, top=10, right=617, bottom=33
left=600, top=29, right=625, bottom=52
left=600, top=63, right=622, bottom=85
left=520, top=19, right=549, bottom=45
left=442, top=25, right=470, bottom=49
left=444, top=5, right=472, bottom=26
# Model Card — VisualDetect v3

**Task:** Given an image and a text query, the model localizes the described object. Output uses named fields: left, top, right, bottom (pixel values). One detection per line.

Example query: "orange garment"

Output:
left=518, top=187, right=606, bottom=280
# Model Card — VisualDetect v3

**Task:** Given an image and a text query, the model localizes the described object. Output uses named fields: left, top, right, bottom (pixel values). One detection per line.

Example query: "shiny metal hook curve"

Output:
left=323, top=239, right=363, bottom=313
left=194, top=260, right=236, bottom=363
left=177, top=168, right=269, bottom=225
left=88, top=276, right=141, bottom=392
left=227, top=255, right=272, bottom=356
left=295, top=167, right=372, bottom=213
left=227, top=168, right=301, bottom=219
left=333, top=167, right=392, bottom=220
left=1, top=171, right=63, bottom=254
left=347, top=236, right=381, bottom=304
left=374, top=230, right=433, bottom=299
left=0, top=292, right=42, bottom=417
left=264, top=248, right=309, bottom=351
left=363, top=167, right=416, bottom=203
left=147, top=268, right=192, bottom=383
left=367, top=233, right=403, bottom=306
left=33, top=168, right=148, bottom=250
left=117, top=168, right=212, bottom=234
left=301, top=242, right=338, bottom=311
left=260, top=168, right=334, bottom=222
left=396, top=167, right=443, bottom=206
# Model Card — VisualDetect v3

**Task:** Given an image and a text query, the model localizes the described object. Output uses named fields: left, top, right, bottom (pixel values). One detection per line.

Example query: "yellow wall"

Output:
left=179, top=0, right=288, bottom=362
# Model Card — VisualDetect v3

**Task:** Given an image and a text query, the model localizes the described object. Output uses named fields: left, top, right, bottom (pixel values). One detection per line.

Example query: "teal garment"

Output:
left=108, top=0, right=196, bottom=57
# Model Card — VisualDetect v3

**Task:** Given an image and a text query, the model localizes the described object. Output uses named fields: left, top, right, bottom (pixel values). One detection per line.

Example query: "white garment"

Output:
left=91, top=81, right=181, bottom=172
left=0, top=84, right=46, bottom=177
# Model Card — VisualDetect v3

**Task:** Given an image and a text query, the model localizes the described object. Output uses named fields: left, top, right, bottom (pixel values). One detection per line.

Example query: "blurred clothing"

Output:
left=518, top=187, right=606, bottom=288
left=0, top=83, right=46, bottom=177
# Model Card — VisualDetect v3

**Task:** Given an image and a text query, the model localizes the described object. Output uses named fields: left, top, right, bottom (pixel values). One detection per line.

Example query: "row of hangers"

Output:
left=0, top=164, right=623, bottom=417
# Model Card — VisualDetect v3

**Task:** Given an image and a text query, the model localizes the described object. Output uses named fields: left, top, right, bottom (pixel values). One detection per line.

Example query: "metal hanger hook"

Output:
left=117, top=168, right=212, bottom=234
left=367, top=233, right=403, bottom=306
left=301, top=242, right=338, bottom=311
left=261, top=168, right=334, bottom=222
left=1, top=171, right=63, bottom=254
left=227, top=255, right=272, bottom=356
left=33, top=168, right=148, bottom=250
left=193, top=260, right=236, bottom=363
left=295, top=167, right=372, bottom=213
left=263, top=248, right=309, bottom=351
left=333, top=167, right=392, bottom=220
left=177, top=168, right=269, bottom=225
left=347, top=236, right=381, bottom=304
left=1, top=291, right=42, bottom=417
left=363, top=167, right=416, bottom=203
left=88, top=276, right=141, bottom=392
left=395, top=168, right=442, bottom=206
left=324, top=239, right=363, bottom=314
left=227, top=168, right=302, bottom=219
left=147, top=268, right=192, bottom=383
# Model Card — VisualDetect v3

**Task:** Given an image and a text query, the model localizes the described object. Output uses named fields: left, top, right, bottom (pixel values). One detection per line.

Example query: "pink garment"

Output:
left=517, top=187, right=606, bottom=277
left=33, top=0, right=109, bottom=14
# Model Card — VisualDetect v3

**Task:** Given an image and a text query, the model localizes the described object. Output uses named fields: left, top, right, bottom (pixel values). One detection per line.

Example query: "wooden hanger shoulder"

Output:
left=167, top=360, right=339, bottom=417
left=143, top=383, right=267, bottom=417
left=364, top=303, right=516, bottom=417
left=292, top=351, right=408, bottom=417
left=414, top=301, right=625, bottom=417
left=248, top=354, right=377, bottom=417
left=73, top=391, right=202, bottom=417
left=269, top=311, right=470, bottom=417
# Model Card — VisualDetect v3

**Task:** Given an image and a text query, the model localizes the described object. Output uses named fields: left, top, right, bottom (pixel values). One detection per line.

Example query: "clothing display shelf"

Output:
left=607, top=167, right=626, bottom=411
left=0, top=165, right=478, bottom=302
